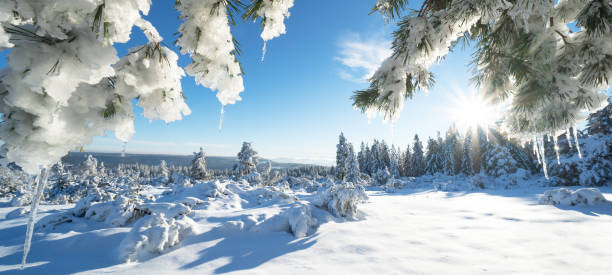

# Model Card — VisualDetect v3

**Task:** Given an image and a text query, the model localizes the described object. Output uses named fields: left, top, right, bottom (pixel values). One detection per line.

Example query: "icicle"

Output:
left=218, top=105, right=225, bottom=132
left=261, top=41, right=267, bottom=62
left=21, top=167, right=49, bottom=269
left=537, top=136, right=549, bottom=180
left=566, top=128, right=573, bottom=148
left=572, top=127, right=582, bottom=158
left=553, top=135, right=560, bottom=165
left=121, top=142, right=127, bottom=158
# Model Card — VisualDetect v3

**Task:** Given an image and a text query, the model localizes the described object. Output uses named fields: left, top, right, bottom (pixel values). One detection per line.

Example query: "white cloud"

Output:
left=335, top=34, right=392, bottom=83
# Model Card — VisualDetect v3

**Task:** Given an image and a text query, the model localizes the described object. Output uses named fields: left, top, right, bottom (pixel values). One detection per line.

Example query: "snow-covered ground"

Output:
left=1, top=182, right=611, bottom=274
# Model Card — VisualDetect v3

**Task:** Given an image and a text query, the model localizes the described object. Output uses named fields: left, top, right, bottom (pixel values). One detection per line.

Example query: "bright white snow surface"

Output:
left=1, top=183, right=612, bottom=274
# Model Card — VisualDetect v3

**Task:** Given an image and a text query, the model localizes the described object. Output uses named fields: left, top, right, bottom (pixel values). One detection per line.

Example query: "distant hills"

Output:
left=61, top=152, right=310, bottom=170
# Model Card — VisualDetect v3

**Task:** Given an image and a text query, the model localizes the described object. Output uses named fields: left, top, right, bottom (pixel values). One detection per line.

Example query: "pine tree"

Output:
left=235, top=142, right=259, bottom=177
left=442, top=128, right=458, bottom=175
left=475, top=127, right=490, bottom=174
left=485, top=140, right=518, bottom=177
left=335, top=132, right=350, bottom=180
left=190, top=147, right=209, bottom=180
left=358, top=142, right=367, bottom=173
left=389, top=147, right=400, bottom=178
left=81, top=155, right=98, bottom=177
left=587, top=97, right=612, bottom=136
left=159, top=160, right=169, bottom=180
left=411, top=134, right=425, bottom=176
left=402, top=144, right=412, bottom=177
left=425, top=137, right=442, bottom=175
left=460, top=130, right=474, bottom=176
left=345, top=144, right=361, bottom=183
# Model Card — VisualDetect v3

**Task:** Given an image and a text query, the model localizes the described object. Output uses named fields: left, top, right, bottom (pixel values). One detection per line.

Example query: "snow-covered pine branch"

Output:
left=353, top=0, right=611, bottom=143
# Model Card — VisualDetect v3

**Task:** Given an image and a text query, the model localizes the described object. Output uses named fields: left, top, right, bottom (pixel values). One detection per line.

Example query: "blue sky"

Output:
left=2, top=0, right=480, bottom=165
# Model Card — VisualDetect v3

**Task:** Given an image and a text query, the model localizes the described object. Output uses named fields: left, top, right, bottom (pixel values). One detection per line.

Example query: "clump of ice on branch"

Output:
left=175, top=0, right=244, bottom=107
left=256, top=0, right=294, bottom=61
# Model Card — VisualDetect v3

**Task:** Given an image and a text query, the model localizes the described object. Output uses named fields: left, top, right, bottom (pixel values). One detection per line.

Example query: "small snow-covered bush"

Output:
left=241, top=171, right=263, bottom=185
left=246, top=202, right=318, bottom=238
left=287, top=203, right=318, bottom=238
left=314, top=182, right=368, bottom=219
left=539, top=188, right=608, bottom=206
left=373, top=168, right=391, bottom=186
left=119, top=213, right=198, bottom=262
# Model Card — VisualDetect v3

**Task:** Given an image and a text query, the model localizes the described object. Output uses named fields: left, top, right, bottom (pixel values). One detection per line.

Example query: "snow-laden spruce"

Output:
left=190, top=147, right=209, bottom=181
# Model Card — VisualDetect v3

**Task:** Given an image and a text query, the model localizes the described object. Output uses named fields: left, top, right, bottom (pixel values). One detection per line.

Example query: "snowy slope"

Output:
left=1, top=185, right=611, bottom=274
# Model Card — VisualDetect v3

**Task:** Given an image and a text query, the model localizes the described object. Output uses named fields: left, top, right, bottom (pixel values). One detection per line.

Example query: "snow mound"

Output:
left=314, top=182, right=368, bottom=219
left=249, top=203, right=318, bottom=238
left=539, top=188, right=609, bottom=206
left=119, top=213, right=198, bottom=262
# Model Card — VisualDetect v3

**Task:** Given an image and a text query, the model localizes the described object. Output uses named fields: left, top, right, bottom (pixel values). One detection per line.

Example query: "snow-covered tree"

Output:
left=235, top=142, right=258, bottom=177
left=389, top=147, right=400, bottom=178
left=425, top=137, right=442, bottom=175
left=485, top=141, right=518, bottom=177
left=410, top=134, right=425, bottom=176
left=353, top=0, right=610, bottom=145
left=190, top=147, right=208, bottom=180
left=345, top=144, right=361, bottom=183
left=159, top=160, right=169, bottom=180
left=460, top=130, right=474, bottom=175
left=402, top=144, right=412, bottom=177
left=335, top=132, right=350, bottom=180
left=81, top=155, right=98, bottom=177
left=261, top=160, right=272, bottom=177
left=587, top=97, right=612, bottom=136
left=442, top=130, right=458, bottom=175
left=358, top=142, right=367, bottom=173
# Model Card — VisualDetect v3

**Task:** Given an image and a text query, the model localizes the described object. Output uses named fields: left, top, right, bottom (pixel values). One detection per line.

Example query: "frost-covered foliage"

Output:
left=190, top=147, right=208, bottom=180
left=355, top=0, right=611, bottom=144
left=539, top=188, right=608, bottom=206
left=235, top=142, right=259, bottom=177
left=175, top=0, right=243, bottom=107
left=314, top=182, right=368, bottom=219
left=0, top=0, right=295, bottom=175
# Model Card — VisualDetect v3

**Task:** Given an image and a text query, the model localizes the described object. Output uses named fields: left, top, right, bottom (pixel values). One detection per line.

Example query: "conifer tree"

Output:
left=345, top=144, right=361, bottom=183
left=358, top=142, right=367, bottom=173
left=411, top=134, right=425, bottom=176
left=335, top=132, right=350, bottom=180
left=389, top=147, right=400, bottom=178
left=402, top=144, right=412, bottom=177
left=235, top=142, right=259, bottom=177
left=460, top=130, right=474, bottom=175
left=190, top=147, right=209, bottom=180
left=425, top=137, right=442, bottom=175
left=159, top=160, right=169, bottom=180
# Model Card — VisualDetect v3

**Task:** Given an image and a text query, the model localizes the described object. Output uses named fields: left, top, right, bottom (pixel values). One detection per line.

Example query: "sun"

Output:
left=450, top=92, right=498, bottom=131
